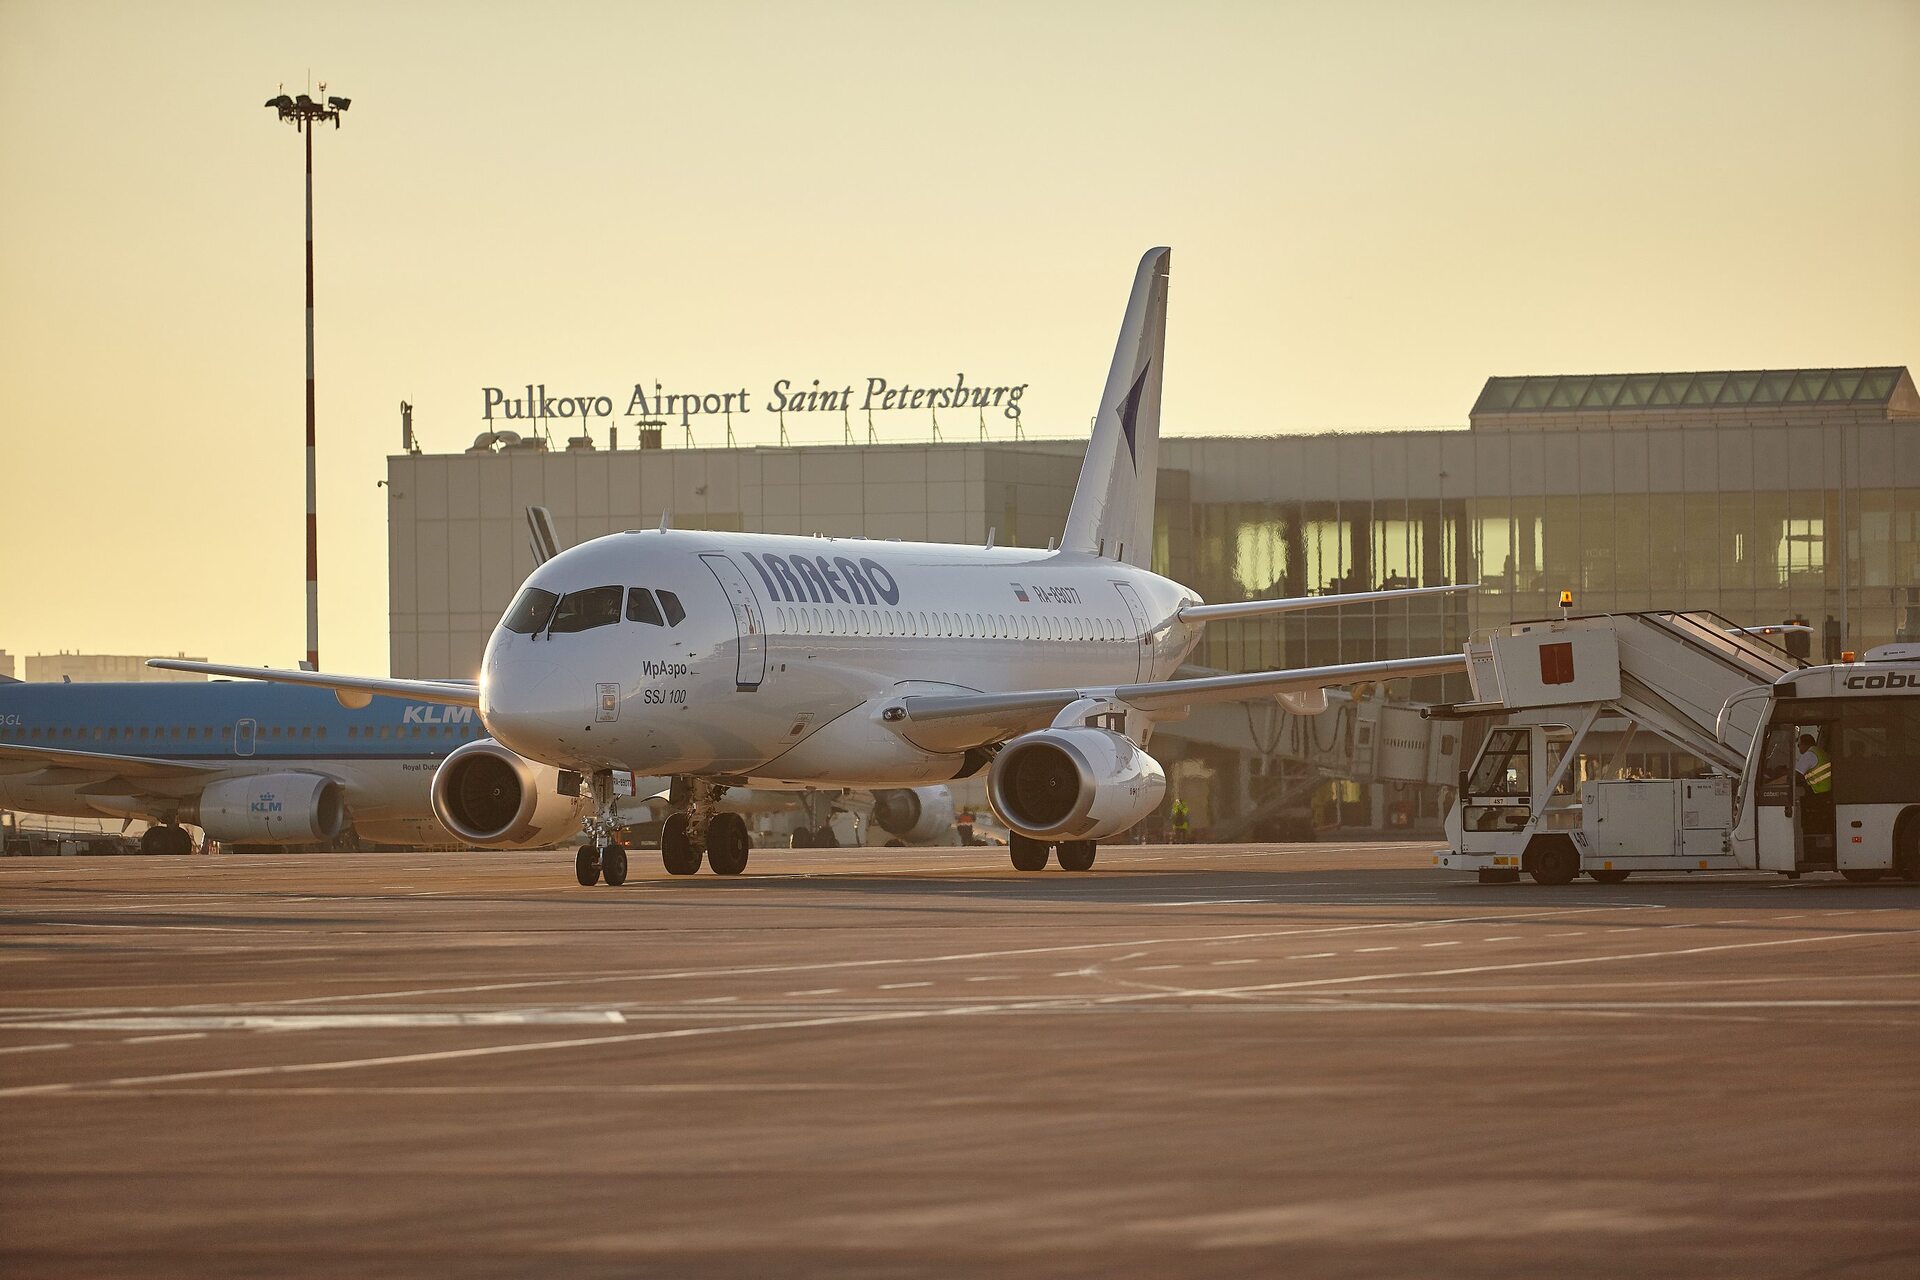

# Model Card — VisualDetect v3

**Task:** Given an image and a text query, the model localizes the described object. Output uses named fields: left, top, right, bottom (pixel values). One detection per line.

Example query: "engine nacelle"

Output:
left=987, top=728, right=1166, bottom=842
left=196, top=772, right=347, bottom=844
left=430, top=739, right=585, bottom=848
left=870, top=786, right=956, bottom=844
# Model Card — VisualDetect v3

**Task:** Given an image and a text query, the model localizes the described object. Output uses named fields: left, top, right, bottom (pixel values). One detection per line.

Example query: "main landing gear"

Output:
left=140, top=824, right=195, bottom=856
left=658, top=778, right=751, bottom=878
left=1008, top=834, right=1098, bottom=872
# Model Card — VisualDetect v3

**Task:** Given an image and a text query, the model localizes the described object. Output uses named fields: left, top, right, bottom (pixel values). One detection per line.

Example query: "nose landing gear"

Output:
left=575, top=770, right=629, bottom=888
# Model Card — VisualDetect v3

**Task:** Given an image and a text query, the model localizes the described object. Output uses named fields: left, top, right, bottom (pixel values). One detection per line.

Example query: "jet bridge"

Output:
left=1432, top=611, right=1805, bottom=883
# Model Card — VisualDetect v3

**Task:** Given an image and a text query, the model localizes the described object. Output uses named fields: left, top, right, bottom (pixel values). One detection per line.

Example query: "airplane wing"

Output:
left=145, top=661, right=481, bottom=709
left=0, top=741, right=217, bottom=779
left=1177, top=582, right=1475, bottom=624
left=896, top=652, right=1467, bottom=752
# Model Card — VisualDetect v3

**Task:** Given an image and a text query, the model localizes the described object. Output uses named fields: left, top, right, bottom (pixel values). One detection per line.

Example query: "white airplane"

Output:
left=159, top=247, right=1470, bottom=885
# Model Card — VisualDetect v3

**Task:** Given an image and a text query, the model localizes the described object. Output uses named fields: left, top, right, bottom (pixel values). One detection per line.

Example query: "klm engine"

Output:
left=987, top=728, right=1166, bottom=842
left=196, top=773, right=347, bottom=844
left=870, top=786, right=956, bottom=844
left=431, top=739, right=583, bottom=847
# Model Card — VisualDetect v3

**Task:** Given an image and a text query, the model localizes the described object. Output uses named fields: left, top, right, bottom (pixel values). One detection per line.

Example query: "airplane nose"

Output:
left=481, top=656, right=563, bottom=756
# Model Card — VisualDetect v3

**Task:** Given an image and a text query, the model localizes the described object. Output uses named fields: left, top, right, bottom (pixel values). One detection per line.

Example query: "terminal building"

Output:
left=387, top=365, right=1920, bottom=830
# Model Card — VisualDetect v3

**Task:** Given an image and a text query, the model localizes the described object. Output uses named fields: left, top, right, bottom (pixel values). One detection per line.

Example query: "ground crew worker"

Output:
left=1796, top=732, right=1833, bottom=832
left=1170, top=798, right=1191, bottom=844
left=956, top=807, right=976, bottom=846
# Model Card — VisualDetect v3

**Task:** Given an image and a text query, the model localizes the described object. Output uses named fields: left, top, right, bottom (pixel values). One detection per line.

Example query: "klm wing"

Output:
left=896, top=652, right=1468, bottom=751
left=0, top=741, right=215, bottom=779
left=146, top=661, right=480, bottom=708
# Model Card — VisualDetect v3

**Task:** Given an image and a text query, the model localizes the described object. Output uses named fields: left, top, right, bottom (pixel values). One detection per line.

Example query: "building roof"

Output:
left=1472, top=367, right=1915, bottom=418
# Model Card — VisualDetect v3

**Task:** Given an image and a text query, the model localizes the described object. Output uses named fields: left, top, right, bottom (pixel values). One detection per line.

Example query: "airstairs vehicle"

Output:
left=1431, top=613, right=1920, bottom=884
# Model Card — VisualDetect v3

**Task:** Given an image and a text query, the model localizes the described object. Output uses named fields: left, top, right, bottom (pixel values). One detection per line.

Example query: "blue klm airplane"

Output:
left=0, top=676, right=622, bottom=853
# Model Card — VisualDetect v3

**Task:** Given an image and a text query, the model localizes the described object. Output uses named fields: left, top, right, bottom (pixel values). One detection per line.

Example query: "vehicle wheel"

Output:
left=812, top=825, right=839, bottom=849
left=1056, top=840, right=1097, bottom=871
left=575, top=844, right=602, bottom=887
left=1009, top=833, right=1050, bottom=871
left=661, top=812, right=702, bottom=875
left=1589, top=869, right=1631, bottom=884
left=1840, top=868, right=1885, bottom=884
left=1527, top=839, right=1579, bottom=886
left=1896, top=824, right=1920, bottom=881
left=708, top=813, right=751, bottom=876
left=789, top=826, right=813, bottom=849
left=601, top=844, right=629, bottom=886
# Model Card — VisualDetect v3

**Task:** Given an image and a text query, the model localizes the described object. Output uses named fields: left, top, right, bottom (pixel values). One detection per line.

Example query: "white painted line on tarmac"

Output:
left=1483, top=936, right=1523, bottom=941
left=1141, top=900, right=1263, bottom=907
left=879, top=982, right=932, bottom=990
left=121, top=1033, right=208, bottom=1044
left=1356, top=947, right=1397, bottom=953
left=1422, top=941, right=1462, bottom=948
left=1210, top=959, right=1258, bottom=967
left=0, top=1042, right=71, bottom=1055
left=1, top=1011, right=629, bottom=1032
left=1292, top=953, right=1337, bottom=960
left=785, top=989, right=841, bottom=996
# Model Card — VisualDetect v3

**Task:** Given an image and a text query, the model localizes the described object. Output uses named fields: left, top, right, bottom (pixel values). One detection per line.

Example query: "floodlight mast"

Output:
left=263, top=85, right=350, bottom=671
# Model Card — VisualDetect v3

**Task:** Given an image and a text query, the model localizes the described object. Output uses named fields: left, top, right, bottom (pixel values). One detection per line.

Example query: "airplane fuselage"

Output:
left=482, top=529, right=1204, bottom=786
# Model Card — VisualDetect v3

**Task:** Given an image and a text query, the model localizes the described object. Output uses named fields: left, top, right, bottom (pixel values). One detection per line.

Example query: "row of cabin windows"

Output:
left=771, top=608, right=1136, bottom=643
left=0, top=723, right=481, bottom=744
left=503, top=585, right=685, bottom=635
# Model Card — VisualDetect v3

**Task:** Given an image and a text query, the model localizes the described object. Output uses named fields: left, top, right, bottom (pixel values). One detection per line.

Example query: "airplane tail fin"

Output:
left=1060, top=247, right=1170, bottom=568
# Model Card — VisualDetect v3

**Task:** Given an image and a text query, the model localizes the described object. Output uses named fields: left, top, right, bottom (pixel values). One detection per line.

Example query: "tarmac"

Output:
left=1, top=842, right=1915, bottom=1279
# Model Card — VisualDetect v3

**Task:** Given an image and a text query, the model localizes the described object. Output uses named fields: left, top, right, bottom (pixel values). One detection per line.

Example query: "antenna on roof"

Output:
left=985, top=527, right=996, bottom=549
left=659, top=511, right=672, bottom=531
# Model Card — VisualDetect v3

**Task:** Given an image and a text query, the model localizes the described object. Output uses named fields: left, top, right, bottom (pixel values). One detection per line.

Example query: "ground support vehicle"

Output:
left=1431, top=612, right=1920, bottom=884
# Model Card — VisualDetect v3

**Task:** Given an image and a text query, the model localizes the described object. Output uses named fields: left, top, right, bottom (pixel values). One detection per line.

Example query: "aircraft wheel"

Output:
left=1009, top=834, right=1050, bottom=872
left=1056, top=840, right=1097, bottom=872
left=1840, top=868, right=1885, bottom=884
left=1527, top=839, right=1579, bottom=886
left=601, top=844, right=629, bottom=886
left=708, top=813, right=751, bottom=876
left=789, top=826, right=814, bottom=849
left=141, top=826, right=169, bottom=856
left=575, top=844, right=602, bottom=886
left=885, top=839, right=906, bottom=848
left=811, top=825, right=839, bottom=849
left=661, top=812, right=702, bottom=875
left=1588, top=869, right=1631, bottom=884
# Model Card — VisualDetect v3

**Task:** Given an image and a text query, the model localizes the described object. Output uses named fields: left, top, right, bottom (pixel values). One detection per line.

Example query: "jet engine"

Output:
left=430, top=739, right=584, bottom=848
left=987, top=727, right=1166, bottom=842
left=870, top=786, right=956, bottom=845
left=195, top=772, right=347, bottom=844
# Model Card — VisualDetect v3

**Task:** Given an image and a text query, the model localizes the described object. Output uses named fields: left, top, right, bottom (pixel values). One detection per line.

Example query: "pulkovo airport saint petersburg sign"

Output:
left=482, top=374, right=1029, bottom=428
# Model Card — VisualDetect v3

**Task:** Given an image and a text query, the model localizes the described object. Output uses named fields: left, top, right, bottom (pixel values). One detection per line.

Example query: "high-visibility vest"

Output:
left=1804, top=747, right=1832, bottom=794
left=1171, top=801, right=1190, bottom=829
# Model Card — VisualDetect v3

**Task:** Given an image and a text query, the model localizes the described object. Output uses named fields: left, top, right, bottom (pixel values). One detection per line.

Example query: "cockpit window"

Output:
left=659, top=590, right=686, bottom=627
left=502, top=587, right=560, bottom=635
left=627, top=588, right=665, bottom=627
left=547, top=585, right=624, bottom=634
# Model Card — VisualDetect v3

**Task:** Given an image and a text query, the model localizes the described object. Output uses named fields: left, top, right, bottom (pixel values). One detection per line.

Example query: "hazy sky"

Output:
left=3, top=0, right=1916, bottom=677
